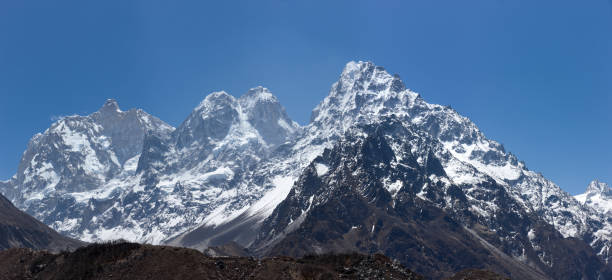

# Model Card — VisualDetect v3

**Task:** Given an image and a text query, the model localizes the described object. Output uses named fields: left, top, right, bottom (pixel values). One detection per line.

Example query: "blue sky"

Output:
left=0, top=0, right=610, bottom=194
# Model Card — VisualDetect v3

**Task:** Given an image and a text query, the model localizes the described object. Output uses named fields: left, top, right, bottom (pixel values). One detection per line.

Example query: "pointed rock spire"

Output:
left=176, top=91, right=240, bottom=148
left=337, top=61, right=405, bottom=94
left=586, top=179, right=611, bottom=195
left=239, top=86, right=279, bottom=111
left=242, top=86, right=276, bottom=100
left=193, top=91, right=237, bottom=113
left=239, top=86, right=299, bottom=146
left=309, top=61, right=414, bottom=127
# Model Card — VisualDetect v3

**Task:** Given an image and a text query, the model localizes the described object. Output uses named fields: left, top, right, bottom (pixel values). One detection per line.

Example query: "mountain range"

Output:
left=1, top=61, right=611, bottom=279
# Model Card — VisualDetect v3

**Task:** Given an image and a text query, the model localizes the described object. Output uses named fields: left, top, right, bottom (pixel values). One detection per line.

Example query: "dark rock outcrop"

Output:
left=0, top=193, right=83, bottom=252
left=0, top=242, right=422, bottom=280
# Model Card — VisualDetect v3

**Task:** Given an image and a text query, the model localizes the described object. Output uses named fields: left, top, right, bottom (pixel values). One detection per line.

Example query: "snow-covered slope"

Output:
left=576, top=180, right=612, bottom=216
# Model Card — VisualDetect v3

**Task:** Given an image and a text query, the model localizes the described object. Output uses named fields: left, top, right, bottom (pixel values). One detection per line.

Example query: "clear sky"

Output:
left=0, top=0, right=610, bottom=195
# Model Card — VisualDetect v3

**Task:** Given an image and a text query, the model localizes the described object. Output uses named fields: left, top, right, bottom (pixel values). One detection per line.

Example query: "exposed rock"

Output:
left=0, top=242, right=422, bottom=280
left=0, top=193, right=83, bottom=252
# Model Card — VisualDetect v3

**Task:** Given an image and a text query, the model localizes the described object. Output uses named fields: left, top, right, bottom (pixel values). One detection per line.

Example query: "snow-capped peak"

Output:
left=239, top=86, right=300, bottom=147
left=585, top=179, right=611, bottom=196
left=309, top=61, right=417, bottom=132
left=240, top=86, right=278, bottom=105
left=575, top=180, right=612, bottom=217
left=338, top=61, right=405, bottom=94
left=194, top=91, right=237, bottom=113
left=176, top=88, right=299, bottom=151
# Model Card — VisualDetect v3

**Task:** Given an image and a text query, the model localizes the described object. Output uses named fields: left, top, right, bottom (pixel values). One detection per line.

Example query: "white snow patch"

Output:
left=442, top=140, right=522, bottom=184
left=246, top=176, right=295, bottom=218
left=528, top=228, right=536, bottom=241
left=384, top=179, right=403, bottom=197
left=443, top=157, right=487, bottom=185
left=122, top=155, right=140, bottom=174
left=314, top=163, right=329, bottom=176
left=53, top=218, right=80, bottom=232
left=201, top=202, right=250, bottom=228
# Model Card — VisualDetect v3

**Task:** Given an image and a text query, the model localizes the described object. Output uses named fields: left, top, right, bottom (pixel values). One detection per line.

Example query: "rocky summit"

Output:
left=2, top=61, right=611, bottom=279
left=576, top=180, right=612, bottom=216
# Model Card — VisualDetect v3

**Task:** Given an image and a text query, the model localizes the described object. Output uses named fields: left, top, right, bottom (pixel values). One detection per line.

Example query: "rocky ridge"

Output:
left=0, top=192, right=83, bottom=252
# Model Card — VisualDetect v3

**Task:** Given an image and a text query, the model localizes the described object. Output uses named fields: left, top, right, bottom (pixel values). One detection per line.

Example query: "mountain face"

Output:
left=251, top=119, right=609, bottom=279
left=576, top=180, right=612, bottom=216
left=1, top=88, right=301, bottom=244
left=310, top=62, right=612, bottom=257
left=0, top=192, right=83, bottom=251
left=0, top=100, right=175, bottom=242
left=1, top=61, right=611, bottom=278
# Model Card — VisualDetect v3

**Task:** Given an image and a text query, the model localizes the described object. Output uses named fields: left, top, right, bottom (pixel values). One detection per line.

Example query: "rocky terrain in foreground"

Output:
left=0, top=241, right=510, bottom=280
left=0, top=242, right=427, bottom=280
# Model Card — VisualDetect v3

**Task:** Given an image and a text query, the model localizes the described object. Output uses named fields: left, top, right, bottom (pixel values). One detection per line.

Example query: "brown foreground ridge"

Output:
left=0, top=241, right=424, bottom=280
left=445, top=269, right=510, bottom=280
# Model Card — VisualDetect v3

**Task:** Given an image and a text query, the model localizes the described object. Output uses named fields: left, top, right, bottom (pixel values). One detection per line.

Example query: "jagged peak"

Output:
left=340, top=60, right=374, bottom=76
left=238, top=86, right=301, bottom=142
left=88, top=99, right=174, bottom=134
left=239, top=86, right=282, bottom=111
left=586, top=179, right=611, bottom=195
left=310, top=61, right=412, bottom=124
left=338, top=61, right=405, bottom=93
left=242, top=86, right=276, bottom=100
left=195, top=91, right=237, bottom=112
left=205, top=91, right=234, bottom=102
left=339, top=61, right=380, bottom=83
left=178, top=91, right=239, bottom=139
